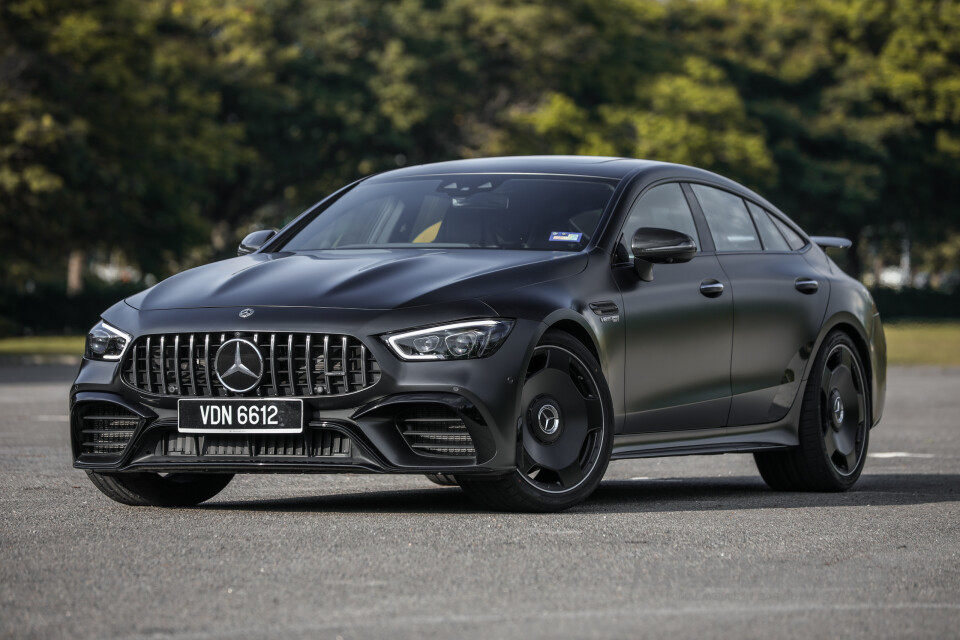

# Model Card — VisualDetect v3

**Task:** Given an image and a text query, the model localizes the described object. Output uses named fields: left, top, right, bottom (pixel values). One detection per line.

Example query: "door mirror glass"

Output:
left=631, top=227, right=697, bottom=281
left=238, top=229, right=277, bottom=256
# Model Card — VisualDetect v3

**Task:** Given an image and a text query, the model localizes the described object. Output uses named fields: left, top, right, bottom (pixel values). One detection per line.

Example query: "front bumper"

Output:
left=70, top=305, right=539, bottom=475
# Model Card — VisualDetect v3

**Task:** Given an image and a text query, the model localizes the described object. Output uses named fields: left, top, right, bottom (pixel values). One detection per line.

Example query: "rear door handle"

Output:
left=700, top=279, right=724, bottom=298
left=795, top=278, right=819, bottom=294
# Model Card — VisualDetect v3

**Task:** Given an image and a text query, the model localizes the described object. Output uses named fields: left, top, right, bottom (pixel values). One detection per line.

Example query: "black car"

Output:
left=72, top=156, right=886, bottom=511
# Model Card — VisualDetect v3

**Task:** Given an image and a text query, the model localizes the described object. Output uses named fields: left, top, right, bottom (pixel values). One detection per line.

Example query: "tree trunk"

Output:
left=67, top=250, right=85, bottom=296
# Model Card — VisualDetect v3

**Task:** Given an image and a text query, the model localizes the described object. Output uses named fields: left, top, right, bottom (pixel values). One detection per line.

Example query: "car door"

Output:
left=688, top=184, right=830, bottom=426
left=613, top=182, right=733, bottom=432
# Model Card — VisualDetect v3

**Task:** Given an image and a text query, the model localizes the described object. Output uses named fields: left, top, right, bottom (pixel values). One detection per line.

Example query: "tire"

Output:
left=457, top=330, right=613, bottom=512
left=424, top=473, right=459, bottom=487
left=754, top=330, right=870, bottom=491
left=86, top=471, right=234, bottom=507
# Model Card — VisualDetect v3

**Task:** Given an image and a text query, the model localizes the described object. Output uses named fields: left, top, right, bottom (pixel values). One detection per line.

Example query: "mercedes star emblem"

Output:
left=239, top=308, right=255, bottom=318
left=214, top=338, right=264, bottom=393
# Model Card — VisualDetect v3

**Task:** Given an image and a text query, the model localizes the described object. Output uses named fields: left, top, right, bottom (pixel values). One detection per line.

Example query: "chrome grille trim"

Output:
left=122, top=332, right=381, bottom=398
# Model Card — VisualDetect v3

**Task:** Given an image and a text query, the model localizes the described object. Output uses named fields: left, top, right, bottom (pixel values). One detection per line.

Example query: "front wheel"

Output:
left=755, top=330, right=870, bottom=491
left=86, top=471, right=234, bottom=507
left=458, top=330, right=613, bottom=511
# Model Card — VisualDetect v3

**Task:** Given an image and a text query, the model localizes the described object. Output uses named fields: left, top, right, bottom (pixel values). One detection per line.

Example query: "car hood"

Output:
left=127, top=249, right=587, bottom=311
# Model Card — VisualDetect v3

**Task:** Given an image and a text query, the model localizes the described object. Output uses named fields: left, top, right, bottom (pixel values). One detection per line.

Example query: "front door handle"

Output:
left=700, top=279, right=724, bottom=298
left=795, top=278, right=819, bottom=294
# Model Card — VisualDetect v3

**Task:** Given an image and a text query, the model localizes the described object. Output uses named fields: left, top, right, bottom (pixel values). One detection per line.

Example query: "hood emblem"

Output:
left=239, top=308, right=255, bottom=318
left=215, top=338, right=263, bottom=393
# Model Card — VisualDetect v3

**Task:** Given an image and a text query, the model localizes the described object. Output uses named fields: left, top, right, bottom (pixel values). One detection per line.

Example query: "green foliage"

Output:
left=1, top=0, right=958, bottom=289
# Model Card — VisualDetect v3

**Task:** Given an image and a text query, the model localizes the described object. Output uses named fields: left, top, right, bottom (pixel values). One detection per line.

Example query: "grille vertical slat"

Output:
left=188, top=335, right=197, bottom=396
left=305, top=335, right=313, bottom=395
left=286, top=334, right=295, bottom=397
left=174, top=335, right=183, bottom=395
left=159, top=336, right=167, bottom=395
left=123, top=332, right=379, bottom=398
left=322, top=335, right=331, bottom=394
left=340, top=336, right=348, bottom=395
left=203, top=334, right=213, bottom=397
left=269, top=334, right=278, bottom=397
left=145, top=337, right=153, bottom=394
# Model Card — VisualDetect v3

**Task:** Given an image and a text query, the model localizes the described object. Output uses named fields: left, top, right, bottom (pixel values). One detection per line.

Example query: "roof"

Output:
left=367, top=156, right=655, bottom=181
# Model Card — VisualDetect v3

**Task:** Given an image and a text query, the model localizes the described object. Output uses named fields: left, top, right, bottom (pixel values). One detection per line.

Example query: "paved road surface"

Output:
left=1, top=365, right=957, bottom=639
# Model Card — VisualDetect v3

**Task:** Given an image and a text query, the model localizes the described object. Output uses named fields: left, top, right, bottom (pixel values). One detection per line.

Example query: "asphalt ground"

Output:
left=0, top=364, right=957, bottom=639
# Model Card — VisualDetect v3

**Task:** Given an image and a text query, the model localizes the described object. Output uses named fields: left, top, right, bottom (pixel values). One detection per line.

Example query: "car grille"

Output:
left=122, top=332, right=380, bottom=397
left=162, top=426, right=351, bottom=458
left=398, top=406, right=476, bottom=458
left=77, top=402, right=140, bottom=455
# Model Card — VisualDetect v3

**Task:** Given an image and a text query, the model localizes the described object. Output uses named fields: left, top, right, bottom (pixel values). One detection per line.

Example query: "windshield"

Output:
left=281, top=175, right=618, bottom=252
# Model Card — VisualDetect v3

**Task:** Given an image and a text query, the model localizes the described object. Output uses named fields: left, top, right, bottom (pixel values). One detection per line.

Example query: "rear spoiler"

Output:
left=810, top=236, right=852, bottom=250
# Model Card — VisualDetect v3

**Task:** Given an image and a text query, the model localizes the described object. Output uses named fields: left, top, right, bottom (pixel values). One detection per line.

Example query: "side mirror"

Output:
left=238, top=229, right=277, bottom=256
left=631, top=227, right=697, bottom=281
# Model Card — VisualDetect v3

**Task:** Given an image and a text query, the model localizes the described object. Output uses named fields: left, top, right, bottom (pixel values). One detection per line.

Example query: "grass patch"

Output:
left=0, top=336, right=85, bottom=356
left=1, top=322, right=959, bottom=365
left=884, top=321, right=960, bottom=366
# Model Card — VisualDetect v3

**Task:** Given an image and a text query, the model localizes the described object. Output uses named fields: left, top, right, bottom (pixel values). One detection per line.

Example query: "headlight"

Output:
left=383, top=319, right=514, bottom=361
left=85, top=320, right=131, bottom=361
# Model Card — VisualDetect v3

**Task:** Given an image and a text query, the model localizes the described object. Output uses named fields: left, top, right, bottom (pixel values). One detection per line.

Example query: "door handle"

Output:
left=795, top=278, right=819, bottom=294
left=700, top=279, right=724, bottom=298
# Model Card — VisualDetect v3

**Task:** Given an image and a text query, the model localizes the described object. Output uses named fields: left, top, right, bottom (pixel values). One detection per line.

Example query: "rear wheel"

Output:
left=458, top=331, right=613, bottom=511
left=86, top=471, right=234, bottom=507
left=755, top=330, right=870, bottom=491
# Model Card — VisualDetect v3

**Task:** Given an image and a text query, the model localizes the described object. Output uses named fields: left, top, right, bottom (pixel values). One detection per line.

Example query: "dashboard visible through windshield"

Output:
left=281, top=175, right=618, bottom=252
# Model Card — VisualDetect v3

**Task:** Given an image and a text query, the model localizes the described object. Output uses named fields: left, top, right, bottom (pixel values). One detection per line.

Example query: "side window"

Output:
left=745, top=201, right=790, bottom=251
left=690, top=184, right=762, bottom=252
left=770, top=214, right=807, bottom=251
left=622, top=183, right=700, bottom=258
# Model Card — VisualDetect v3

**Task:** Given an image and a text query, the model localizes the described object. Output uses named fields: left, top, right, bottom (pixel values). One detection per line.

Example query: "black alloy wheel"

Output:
left=458, top=330, right=613, bottom=511
left=755, top=330, right=870, bottom=491
left=819, top=342, right=868, bottom=476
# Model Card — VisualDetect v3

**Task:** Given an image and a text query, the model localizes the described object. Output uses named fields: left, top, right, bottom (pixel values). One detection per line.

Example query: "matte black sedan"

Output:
left=72, top=156, right=886, bottom=511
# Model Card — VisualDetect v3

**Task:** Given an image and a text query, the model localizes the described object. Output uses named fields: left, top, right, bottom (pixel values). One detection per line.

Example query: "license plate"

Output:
left=178, top=399, right=303, bottom=434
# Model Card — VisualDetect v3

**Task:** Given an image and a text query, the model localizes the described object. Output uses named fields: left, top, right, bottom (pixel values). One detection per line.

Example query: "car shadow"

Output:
left=202, top=472, right=960, bottom=515
left=582, top=472, right=960, bottom=514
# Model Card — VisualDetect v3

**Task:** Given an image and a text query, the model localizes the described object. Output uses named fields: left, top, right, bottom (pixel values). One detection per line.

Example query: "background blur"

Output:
left=1, top=0, right=959, bottom=338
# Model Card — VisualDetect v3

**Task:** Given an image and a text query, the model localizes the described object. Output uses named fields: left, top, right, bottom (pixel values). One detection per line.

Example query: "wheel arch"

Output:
left=533, top=309, right=625, bottom=434
left=810, top=311, right=880, bottom=426
left=543, top=318, right=602, bottom=365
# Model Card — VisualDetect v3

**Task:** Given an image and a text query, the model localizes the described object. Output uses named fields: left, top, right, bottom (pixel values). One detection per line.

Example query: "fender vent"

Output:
left=589, top=301, right=620, bottom=316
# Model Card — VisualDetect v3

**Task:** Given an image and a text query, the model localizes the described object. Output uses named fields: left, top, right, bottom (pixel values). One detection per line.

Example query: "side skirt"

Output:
left=611, top=421, right=798, bottom=460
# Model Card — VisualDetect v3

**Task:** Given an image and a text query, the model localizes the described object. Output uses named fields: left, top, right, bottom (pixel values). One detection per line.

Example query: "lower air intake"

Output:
left=163, top=427, right=351, bottom=459
left=78, top=402, right=140, bottom=456
left=398, top=406, right=476, bottom=458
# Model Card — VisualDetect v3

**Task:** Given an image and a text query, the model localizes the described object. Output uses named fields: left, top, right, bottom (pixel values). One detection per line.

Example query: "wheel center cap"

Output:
left=829, top=389, right=845, bottom=430
left=528, top=396, right=564, bottom=444
left=537, top=404, right=561, bottom=435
